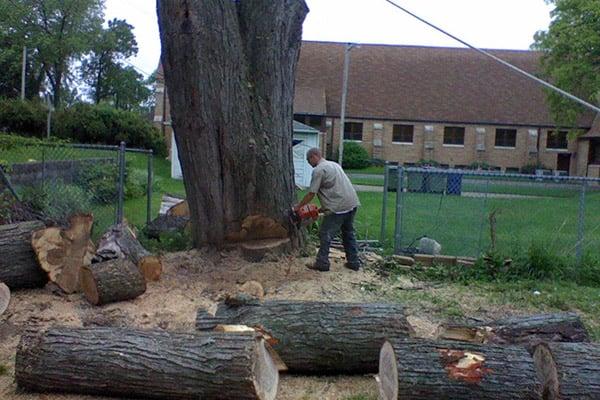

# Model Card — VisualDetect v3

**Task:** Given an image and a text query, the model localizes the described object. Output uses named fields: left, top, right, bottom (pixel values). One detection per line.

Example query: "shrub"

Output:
left=125, top=168, right=148, bottom=200
left=74, top=163, right=119, bottom=204
left=415, top=159, right=439, bottom=167
left=469, top=161, right=495, bottom=171
left=0, top=98, right=47, bottom=137
left=521, top=162, right=549, bottom=175
left=19, top=182, right=92, bottom=222
left=342, top=142, right=370, bottom=169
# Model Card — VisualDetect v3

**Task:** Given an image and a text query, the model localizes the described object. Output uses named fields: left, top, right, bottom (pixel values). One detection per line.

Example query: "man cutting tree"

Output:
left=295, top=148, right=362, bottom=272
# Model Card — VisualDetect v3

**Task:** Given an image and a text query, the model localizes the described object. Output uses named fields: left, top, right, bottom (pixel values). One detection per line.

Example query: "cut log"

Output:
left=167, top=199, right=189, bottom=217
left=0, top=282, right=10, bottom=316
left=437, top=313, right=589, bottom=345
left=0, top=221, right=47, bottom=289
left=226, top=215, right=289, bottom=243
left=378, top=338, right=542, bottom=400
left=80, top=259, right=146, bottom=306
left=93, top=223, right=162, bottom=282
left=16, top=327, right=278, bottom=400
left=146, top=214, right=190, bottom=238
left=240, top=238, right=291, bottom=262
left=30, top=214, right=95, bottom=294
left=533, top=342, right=600, bottom=400
left=197, top=300, right=413, bottom=374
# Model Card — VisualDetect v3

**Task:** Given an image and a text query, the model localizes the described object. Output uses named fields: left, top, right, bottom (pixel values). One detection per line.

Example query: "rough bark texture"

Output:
left=80, top=259, right=146, bottom=306
left=378, top=339, right=542, bottom=400
left=16, top=327, right=279, bottom=400
left=146, top=214, right=190, bottom=239
left=533, top=342, right=600, bottom=400
left=0, top=221, right=47, bottom=289
left=93, top=223, right=162, bottom=282
left=157, top=0, right=309, bottom=248
left=437, top=313, right=589, bottom=345
left=0, top=282, right=9, bottom=316
left=197, top=300, right=413, bottom=374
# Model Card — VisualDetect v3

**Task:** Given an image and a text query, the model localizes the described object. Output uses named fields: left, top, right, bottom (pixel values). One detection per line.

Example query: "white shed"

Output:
left=170, top=121, right=321, bottom=188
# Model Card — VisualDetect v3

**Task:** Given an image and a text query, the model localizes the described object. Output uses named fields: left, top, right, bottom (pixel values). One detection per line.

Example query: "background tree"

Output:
left=104, top=65, right=151, bottom=112
left=158, top=0, right=309, bottom=248
left=534, top=0, right=600, bottom=127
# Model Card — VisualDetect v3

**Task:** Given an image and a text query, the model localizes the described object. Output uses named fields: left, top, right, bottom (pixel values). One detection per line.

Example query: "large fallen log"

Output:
left=80, top=259, right=146, bottom=306
left=30, top=214, right=95, bottom=294
left=437, top=313, right=589, bottom=345
left=16, top=327, right=279, bottom=400
left=145, top=214, right=190, bottom=239
left=0, top=220, right=47, bottom=289
left=197, top=300, right=413, bottom=374
left=93, top=223, right=162, bottom=282
left=533, top=342, right=600, bottom=400
left=377, top=338, right=542, bottom=400
left=0, top=282, right=10, bottom=316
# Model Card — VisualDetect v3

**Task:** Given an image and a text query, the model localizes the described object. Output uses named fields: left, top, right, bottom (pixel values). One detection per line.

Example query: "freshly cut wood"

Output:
left=226, top=215, right=289, bottom=242
left=80, top=259, right=146, bottom=306
left=0, top=221, right=47, bottom=289
left=167, top=199, right=189, bottom=217
left=146, top=214, right=190, bottom=238
left=241, top=238, right=291, bottom=262
left=378, top=338, right=542, bottom=400
left=16, top=327, right=279, bottom=400
left=533, top=342, right=600, bottom=400
left=93, top=223, right=162, bottom=282
left=30, top=214, right=95, bottom=293
left=0, top=282, right=10, bottom=316
left=197, top=300, right=413, bottom=373
left=159, top=194, right=185, bottom=215
left=437, top=313, right=589, bottom=345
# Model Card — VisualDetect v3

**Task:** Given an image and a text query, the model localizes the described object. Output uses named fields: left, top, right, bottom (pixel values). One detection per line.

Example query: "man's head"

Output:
left=306, top=148, right=322, bottom=167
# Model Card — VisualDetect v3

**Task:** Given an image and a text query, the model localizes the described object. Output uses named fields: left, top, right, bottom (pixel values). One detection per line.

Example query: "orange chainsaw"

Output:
left=289, top=204, right=322, bottom=228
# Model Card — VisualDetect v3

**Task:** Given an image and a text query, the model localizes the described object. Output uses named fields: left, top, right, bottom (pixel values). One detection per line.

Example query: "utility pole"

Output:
left=21, top=46, right=27, bottom=100
left=337, top=43, right=358, bottom=168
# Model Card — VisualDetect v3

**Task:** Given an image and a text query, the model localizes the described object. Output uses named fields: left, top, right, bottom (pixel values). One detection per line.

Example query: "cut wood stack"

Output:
left=0, top=220, right=47, bottom=289
left=197, top=300, right=413, bottom=374
left=16, top=327, right=279, bottom=400
left=80, top=259, right=146, bottom=305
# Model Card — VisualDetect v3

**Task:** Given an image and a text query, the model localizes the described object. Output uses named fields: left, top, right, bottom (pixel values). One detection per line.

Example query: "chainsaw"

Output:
left=289, top=204, right=322, bottom=228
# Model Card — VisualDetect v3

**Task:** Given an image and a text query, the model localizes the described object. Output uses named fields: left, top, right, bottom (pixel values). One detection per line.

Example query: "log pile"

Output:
left=0, top=220, right=48, bottom=289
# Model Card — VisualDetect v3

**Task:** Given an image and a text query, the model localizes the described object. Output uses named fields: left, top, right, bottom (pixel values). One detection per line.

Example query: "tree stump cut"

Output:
left=0, top=221, right=47, bottom=289
left=240, top=238, right=292, bottom=262
left=80, top=259, right=146, bottom=306
left=16, top=327, right=279, bottom=400
left=378, top=338, right=542, bottom=400
left=0, top=282, right=10, bottom=316
left=533, top=342, right=600, bottom=400
left=197, top=300, right=413, bottom=374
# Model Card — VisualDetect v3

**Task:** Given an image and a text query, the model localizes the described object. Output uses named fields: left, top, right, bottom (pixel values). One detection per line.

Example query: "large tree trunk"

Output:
left=533, top=342, right=600, bottom=400
left=80, top=259, right=146, bottom=306
left=197, top=300, right=413, bottom=374
left=16, top=327, right=279, bottom=400
left=377, top=339, right=542, bottom=400
left=157, top=0, right=309, bottom=248
left=0, top=221, right=48, bottom=289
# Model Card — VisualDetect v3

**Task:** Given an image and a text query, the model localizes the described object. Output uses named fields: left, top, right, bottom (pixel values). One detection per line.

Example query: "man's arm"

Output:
left=295, top=192, right=315, bottom=211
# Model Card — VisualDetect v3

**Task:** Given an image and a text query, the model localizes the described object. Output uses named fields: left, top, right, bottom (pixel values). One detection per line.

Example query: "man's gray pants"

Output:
left=315, top=208, right=360, bottom=270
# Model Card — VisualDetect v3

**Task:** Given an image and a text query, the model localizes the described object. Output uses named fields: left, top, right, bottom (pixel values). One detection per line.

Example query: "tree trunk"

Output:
left=240, top=238, right=292, bottom=262
left=196, top=300, right=413, bottom=374
left=0, top=221, right=47, bottom=289
left=533, top=342, right=600, bottom=400
left=157, top=0, right=309, bottom=248
left=80, top=259, right=146, bottom=306
left=16, top=327, right=279, bottom=400
left=437, top=313, right=589, bottom=345
left=0, top=282, right=10, bottom=316
left=377, top=339, right=542, bottom=400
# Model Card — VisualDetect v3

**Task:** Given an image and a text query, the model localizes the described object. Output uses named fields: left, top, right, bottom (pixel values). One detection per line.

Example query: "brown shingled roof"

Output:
left=294, top=87, right=326, bottom=115
left=295, top=41, right=595, bottom=128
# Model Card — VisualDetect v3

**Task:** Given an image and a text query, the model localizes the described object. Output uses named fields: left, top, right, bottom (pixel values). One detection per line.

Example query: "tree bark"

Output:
left=0, top=221, right=47, bottom=289
left=16, top=327, right=279, bottom=400
left=378, top=339, right=542, bottom=400
left=157, top=0, right=309, bottom=248
left=146, top=214, right=190, bottom=239
left=533, top=342, right=600, bottom=400
left=80, top=259, right=146, bottom=306
left=437, top=313, right=589, bottom=345
left=197, top=300, right=413, bottom=374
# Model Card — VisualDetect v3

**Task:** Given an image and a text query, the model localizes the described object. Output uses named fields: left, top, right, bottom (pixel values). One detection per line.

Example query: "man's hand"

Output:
left=295, top=192, right=315, bottom=211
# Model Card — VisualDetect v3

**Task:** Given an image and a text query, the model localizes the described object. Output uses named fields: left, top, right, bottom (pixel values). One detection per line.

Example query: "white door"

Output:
left=293, top=133, right=319, bottom=188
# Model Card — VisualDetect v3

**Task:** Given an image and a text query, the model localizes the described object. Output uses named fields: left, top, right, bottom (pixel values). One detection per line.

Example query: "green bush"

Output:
left=342, top=142, right=370, bottom=169
left=0, top=98, right=46, bottom=137
left=416, top=159, right=439, bottom=167
left=19, top=182, right=92, bottom=222
left=521, top=162, right=549, bottom=175
left=74, top=163, right=119, bottom=204
left=125, top=168, right=148, bottom=200
left=469, top=161, right=495, bottom=171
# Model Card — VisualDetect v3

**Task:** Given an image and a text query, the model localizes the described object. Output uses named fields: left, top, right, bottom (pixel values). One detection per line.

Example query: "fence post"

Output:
left=576, top=180, right=587, bottom=266
left=477, top=178, right=491, bottom=256
left=146, top=150, right=153, bottom=226
left=393, top=167, right=405, bottom=254
left=380, top=163, right=390, bottom=245
left=116, top=141, right=126, bottom=225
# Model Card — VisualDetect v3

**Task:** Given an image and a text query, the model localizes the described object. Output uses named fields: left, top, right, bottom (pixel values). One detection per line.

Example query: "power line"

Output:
left=383, top=0, right=600, bottom=115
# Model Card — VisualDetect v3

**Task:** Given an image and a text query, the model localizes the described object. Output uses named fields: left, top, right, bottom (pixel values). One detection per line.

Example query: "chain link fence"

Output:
left=381, top=166, right=600, bottom=265
left=1, top=140, right=153, bottom=239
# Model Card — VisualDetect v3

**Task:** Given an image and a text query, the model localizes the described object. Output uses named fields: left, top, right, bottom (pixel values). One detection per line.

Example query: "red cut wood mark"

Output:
left=438, top=349, right=493, bottom=384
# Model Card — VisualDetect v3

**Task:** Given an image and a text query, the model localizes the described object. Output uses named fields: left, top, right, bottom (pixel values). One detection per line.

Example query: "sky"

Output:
left=104, top=0, right=555, bottom=78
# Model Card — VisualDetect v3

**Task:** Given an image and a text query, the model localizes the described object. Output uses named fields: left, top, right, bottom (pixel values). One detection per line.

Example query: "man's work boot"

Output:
left=344, top=262, right=361, bottom=271
left=306, top=262, right=329, bottom=272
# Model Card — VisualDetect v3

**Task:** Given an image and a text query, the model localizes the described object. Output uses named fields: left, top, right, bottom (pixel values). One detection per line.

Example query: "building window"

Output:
left=443, top=126, right=465, bottom=145
left=294, top=114, right=324, bottom=131
left=393, top=124, right=414, bottom=143
left=344, top=122, right=363, bottom=141
left=495, top=128, right=517, bottom=148
left=546, top=130, right=568, bottom=150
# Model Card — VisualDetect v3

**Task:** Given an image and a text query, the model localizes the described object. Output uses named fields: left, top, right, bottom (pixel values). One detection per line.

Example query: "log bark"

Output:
left=0, top=282, right=9, bottom=316
left=16, top=327, right=279, bottom=400
left=378, top=338, right=542, bottom=400
left=146, top=214, right=190, bottom=239
left=157, top=0, right=308, bottom=248
left=80, top=259, right=146, bottom=306
left=197, top=300, right=413, bottom=374
left=0, top=221, right=47, bottom=289
left=30, top=214, right=95, bottom=293
left=93, top=223, right=162, bottom=282
left=533, top=342, right=600, bottom=400
left=437, top=313, right=589, bottom=345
